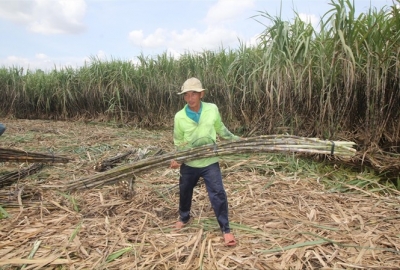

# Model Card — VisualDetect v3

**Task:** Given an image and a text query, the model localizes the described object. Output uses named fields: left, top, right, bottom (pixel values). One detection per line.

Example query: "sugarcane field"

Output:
left=0, top=118, right=399, bottom=270
left=1, top=0, right=400, bottom=269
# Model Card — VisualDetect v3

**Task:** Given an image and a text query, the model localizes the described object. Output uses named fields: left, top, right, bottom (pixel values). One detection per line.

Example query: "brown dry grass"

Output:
left=0, top=119, right=399, bottom=269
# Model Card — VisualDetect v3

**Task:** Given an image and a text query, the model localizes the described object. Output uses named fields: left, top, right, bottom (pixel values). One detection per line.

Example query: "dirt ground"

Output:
left=0, top=119, right=399, bottom=269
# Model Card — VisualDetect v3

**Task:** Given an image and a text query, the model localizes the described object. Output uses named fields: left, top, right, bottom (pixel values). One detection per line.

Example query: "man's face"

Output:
left=183, top=91, right=204, bottom=111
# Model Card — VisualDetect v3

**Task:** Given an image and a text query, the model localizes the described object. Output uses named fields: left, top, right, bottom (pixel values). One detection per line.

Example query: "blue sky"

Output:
left=0, top=0, right=394, bottom=71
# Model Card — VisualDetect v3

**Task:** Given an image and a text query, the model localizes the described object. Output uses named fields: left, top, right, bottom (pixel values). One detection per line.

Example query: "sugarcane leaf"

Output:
left=69, top=222, right=82, bottom=242
left=106, top=246, right=133, bottom=262
left=260, top=239, right=329, bottom=253
left=0, top=205, right=9, bottom=219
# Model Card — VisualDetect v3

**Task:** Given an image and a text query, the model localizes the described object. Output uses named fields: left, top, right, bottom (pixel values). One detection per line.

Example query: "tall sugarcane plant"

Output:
left=0, top=0, right=399, bottom=152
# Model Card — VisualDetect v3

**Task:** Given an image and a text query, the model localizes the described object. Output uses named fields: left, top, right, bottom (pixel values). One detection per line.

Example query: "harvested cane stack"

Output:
left=94, top=150, right=135, bottom=172
left=0, top=163, right=44, bottom=188
left=64, top=135, right=356, bottom=191
left=0, top=148, right=70, bottom=163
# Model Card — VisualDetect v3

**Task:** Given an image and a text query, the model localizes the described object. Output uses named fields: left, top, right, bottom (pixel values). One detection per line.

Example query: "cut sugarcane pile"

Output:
left=0, top=148, right=70, bottom=163
left=65, top=135, right=356, bottom=191
left=0, top=163, right=44, bottom=189
left=94, top=150, right=135, bottom=172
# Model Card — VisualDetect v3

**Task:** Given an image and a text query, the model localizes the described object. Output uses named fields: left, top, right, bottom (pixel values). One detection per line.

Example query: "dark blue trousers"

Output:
left=0, top=123, right=5, bottom=136
left=178, top=162, right=231, bottom=233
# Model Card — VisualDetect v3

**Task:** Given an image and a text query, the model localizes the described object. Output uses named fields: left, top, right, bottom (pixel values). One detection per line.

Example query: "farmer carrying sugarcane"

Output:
left=170, top=77, right=239, bottom=247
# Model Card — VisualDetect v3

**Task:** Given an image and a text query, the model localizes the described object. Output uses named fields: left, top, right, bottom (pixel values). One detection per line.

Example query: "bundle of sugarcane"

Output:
left=64, top=135, right=356, bottom=191
left=94, top=150, right=135, bottom=172
left=93, top=149, right=166, bottom=172
left=0, top=163, right=44, bottom=188
left=0, top=148, right=70, bottom=163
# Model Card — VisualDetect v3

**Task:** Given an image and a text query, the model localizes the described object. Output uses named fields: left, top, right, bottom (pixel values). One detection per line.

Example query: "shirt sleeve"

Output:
left=214, top=107, right=240, bottom=141
left=173, top=114, right=189, bottom=151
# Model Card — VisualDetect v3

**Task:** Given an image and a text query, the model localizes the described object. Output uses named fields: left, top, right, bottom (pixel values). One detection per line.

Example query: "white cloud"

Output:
left=0, top=54, right=88, bottom=72
left=128, top=26, right=239, bottom=54
left=171, top=27, right=239, bottom=51
left=0, top=1, right=34, bottom=23
left=246, top=33, right=261, bottom=47
left=96, top=50, right=107, bottom=60
left=0, top=54, right=50, bottom=71
left=205, top=0, right=255, bottom=25
left=165, top=48, right=181, bottom=59
left=298, top=13, right=320, bottom=29
left=35, top=53, right=49, bottom=60
left=140, top=28, right=168, bottom=48
left=0, top=0, right=87, bottom=35
left=129, top=30, right=144, bottom=45
left=1, top=55, right=29, bottom=68
left=129, top=29, right=169, bottom=49
left=127, top=0, right=253, bottom=55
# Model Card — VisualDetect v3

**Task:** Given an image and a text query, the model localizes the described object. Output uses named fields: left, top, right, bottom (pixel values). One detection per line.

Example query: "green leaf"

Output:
left=260, top=239, right=329, bottom=253
left=106, top=246, right=133, bottom=262
left=69, top=222, right=82, bottom=242
left=0, top=206, right=9, bottom=219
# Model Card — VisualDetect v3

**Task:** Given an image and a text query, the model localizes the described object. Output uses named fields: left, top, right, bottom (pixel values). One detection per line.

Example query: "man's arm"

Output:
left=171, top=115, right=184, bottom=168
left=214, top=108, right=239, bottom=141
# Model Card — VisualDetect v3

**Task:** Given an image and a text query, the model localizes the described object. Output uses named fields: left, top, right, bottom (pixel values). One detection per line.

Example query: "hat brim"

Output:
left=178, top=88, right=205, bottom=95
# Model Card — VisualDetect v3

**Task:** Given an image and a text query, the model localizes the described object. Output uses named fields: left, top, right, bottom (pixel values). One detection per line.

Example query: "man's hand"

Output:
left=170, top=160, right=181, bottom=169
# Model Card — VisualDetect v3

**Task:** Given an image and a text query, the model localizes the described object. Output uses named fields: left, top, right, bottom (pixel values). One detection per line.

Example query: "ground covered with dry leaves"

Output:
left=0, top=119, right=399, bottom=269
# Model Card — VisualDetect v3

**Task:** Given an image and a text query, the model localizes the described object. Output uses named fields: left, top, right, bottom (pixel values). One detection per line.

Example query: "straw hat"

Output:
left=178, top=77, right=205, bottom=95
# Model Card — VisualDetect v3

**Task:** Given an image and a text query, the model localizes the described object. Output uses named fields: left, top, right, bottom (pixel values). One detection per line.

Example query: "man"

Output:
left=170, top=77, right=239, bottom=247
left=0, top=123, right=5, bottom=136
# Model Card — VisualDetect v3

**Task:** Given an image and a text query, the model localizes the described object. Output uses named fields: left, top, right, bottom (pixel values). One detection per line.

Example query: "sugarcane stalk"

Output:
left=63, top=135, right=356, bottom=191
left=94, top=150, right=135, bottom=172
left=0, top=163, right=44, bottom=188
left=0, top=148, right=70, bottom=163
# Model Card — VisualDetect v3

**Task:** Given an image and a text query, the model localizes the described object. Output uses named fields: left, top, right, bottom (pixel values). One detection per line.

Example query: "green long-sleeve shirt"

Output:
left=173, top=102, right=239, bottom=167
